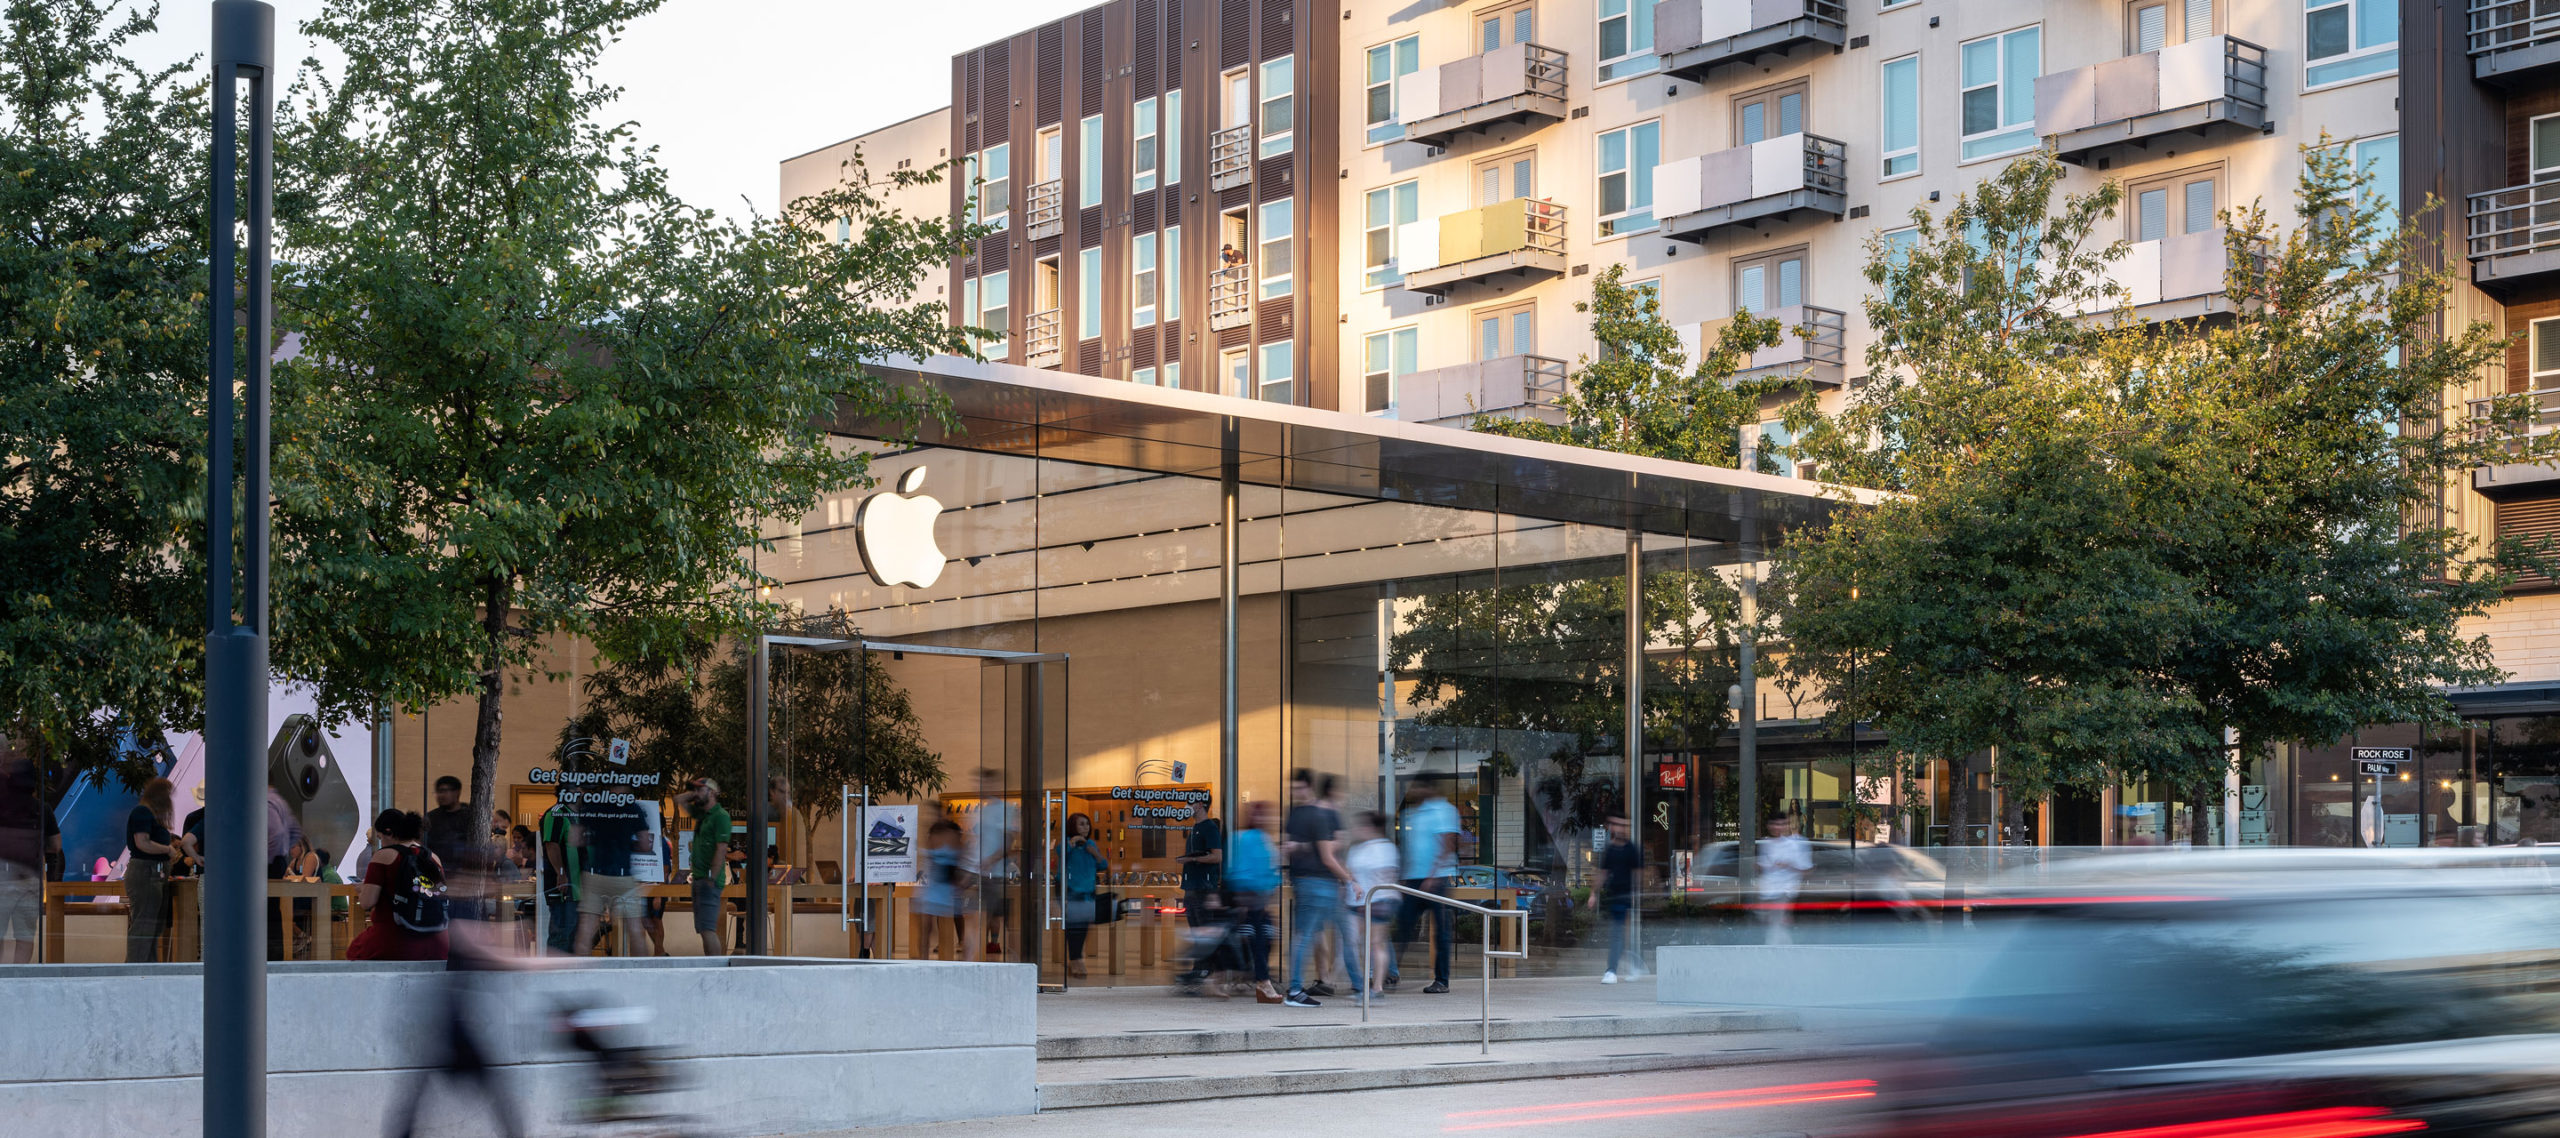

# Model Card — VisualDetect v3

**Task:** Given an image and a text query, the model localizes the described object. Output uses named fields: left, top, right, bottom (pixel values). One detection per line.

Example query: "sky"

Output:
left=118, top=0, right=1094, bottom=223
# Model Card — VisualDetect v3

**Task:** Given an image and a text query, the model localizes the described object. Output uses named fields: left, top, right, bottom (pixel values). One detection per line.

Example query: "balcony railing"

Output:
left=1023, top=308, right=1063, bottom=368
left=1024, top=179, right=1064, bottom=241
left=2034, top=36, right=2269, bottom=166
left=2468, top=385, right=2560, bottom=498
left=1210, top=125, right=1254, bottom=191
left=2062, top=227, right=2238, bottom=322
left=1398, top=43, right=1569, bottom=150
left=2470, top=0, right=2560, bottom=86
left=1654, top=0, right=1847, bottom=80
left=1700, top=305, right=1847, bottom=388
left=1393, top=354, right=1569, bottom=427
left=1655, top=132, right=1847, bottom=243
left=2469, top=179, right=2560, bottom=292
left=1398, top=198, right=1568, bottom=296
left=1208, top=264, right=1253, bottom=331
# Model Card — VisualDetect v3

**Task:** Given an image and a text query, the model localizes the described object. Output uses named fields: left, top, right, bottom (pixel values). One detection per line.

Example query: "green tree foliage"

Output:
left=270, top=0, right=978, bottom=841
left=0, top=0, right=204, bottom=788
left=1777, top=148, right=2546, bottom=824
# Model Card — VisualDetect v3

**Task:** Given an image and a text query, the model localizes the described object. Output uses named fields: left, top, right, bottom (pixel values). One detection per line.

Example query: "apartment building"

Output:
left=781, top=106, right=957, bottom=313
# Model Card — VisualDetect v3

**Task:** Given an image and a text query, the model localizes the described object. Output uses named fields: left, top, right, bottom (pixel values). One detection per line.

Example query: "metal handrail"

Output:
left=2468, top=177, right=2560, bottom=263
left=1210, top=124, right=1253, bottom=190
left=1024, top=178, right=1064, bottom=239
left=1519, top=198, right=1567, bottom=257
left=1799, top=133, right=1849, bottom=200
left=1024, top=307, right=1063, bottom=365
left=1523, top=354, right=1568, bottom=405
left=2470, top=0, right=2560, bottom=58
left=1360, top=882, right=1529, bottom=1053
left=1518, top=43, right=1568, bottom=101
left=2468, top=386, right=2560, bottom=446
left=1208, top=263, right=1253, bottom=330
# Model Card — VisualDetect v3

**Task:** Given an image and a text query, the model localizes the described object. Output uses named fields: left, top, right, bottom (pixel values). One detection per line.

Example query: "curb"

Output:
left=1037, top=1009, right=1797, bottom=1060
left=1036, top=1041, right=1844, bottom=1110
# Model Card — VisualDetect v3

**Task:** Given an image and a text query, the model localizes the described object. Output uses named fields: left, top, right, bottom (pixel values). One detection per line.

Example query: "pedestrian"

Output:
left=424, top=775, right=475, bottom=922
left=264, top=783, right=303, bottom=959
left=1599, top=812, right=1640, bottom=983
left=1758, top=811, right=1813, bottom=946
left=570, top=790, right=648, bottom=957
left=1344, top=809, right=1399, bottom=1003
left=1228, top=799, right=1282, bottom=1004
left=1174, top=793, right=1225, bottom=987
left=123, top=776, right=180, bottom=962
left=1282, top=770, right=1358, bottom=1007
left=347, top=809, right=450, bottom=961
left=380, top=904, right=522, bottom=1138
left=968, top=771, right=1017, bottom=961
left=1062, top=812, right=1107, bottom=978
left=639, top=825, right=676, bottom=956
left=1389, top=784, right=1460, bottom=994
left=916, top=818, right=966, bottom=960
left=0, top=742, right=45, bottom=964
left=536, top=800, right=580, bottom=955
left=681, top=778, right=732, bottom=957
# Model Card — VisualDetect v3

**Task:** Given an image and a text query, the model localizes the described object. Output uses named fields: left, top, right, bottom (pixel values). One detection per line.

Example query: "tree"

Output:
left=270, top=0, right=980, bottom=843
left=1775, top=148, right=2549, bottom=843
left=0, top=0, right=205, bottom=791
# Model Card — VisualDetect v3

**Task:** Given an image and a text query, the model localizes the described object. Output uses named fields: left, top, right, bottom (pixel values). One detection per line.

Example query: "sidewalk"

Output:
left=1034, top=974, right=1676, bottom=1041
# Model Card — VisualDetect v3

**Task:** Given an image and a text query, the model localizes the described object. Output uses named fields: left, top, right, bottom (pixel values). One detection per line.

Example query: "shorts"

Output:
left=577, top=871, right=643, bottom=920
left=691, top=877, right=722, bottom=934
left=0, top=863, right=36, bottom=941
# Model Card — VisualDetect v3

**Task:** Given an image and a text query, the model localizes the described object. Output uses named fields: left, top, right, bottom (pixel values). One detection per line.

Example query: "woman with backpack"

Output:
left=349, top=809, right=449, bottom=961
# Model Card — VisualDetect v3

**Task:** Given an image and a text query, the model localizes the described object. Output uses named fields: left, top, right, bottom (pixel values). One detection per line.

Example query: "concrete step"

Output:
left=1035, top=1030, right=1834, bottom=1109
left=1037, top=1006, right=1794, bottom=1060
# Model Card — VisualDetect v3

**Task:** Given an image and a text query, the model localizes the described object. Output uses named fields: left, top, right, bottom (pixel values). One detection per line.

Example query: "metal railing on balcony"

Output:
left=1392, top=354, right=1569, bottom=426
left=1208, top=264, right=1252, bottom=331
left=1656, top=133, right=1848, bottom=242
left=1023, top=308, right=1063, bottom=368
left=2469, top=386, right=2560, bottom=445
left=1024, top=179, right=1064, bottom=240
left=1398, top=198, right=1569, bottom=295
left=1706, top=305, right=1847, bottom=387
left=2468, top=180, right=2560, bottom=287
left=2471, top=0, right=2560, bottom=82
left=1399, top=43, right=1570, bottom=149
left=1656, top=0, right=1847, bottom=80
left=2035, top=36, right=2268, bottom=166
left=1210, top=124, right=1253, bottom=191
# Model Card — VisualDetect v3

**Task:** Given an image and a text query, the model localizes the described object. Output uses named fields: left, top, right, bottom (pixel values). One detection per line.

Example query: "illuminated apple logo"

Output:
left=854, top=466, right=948, bottom=589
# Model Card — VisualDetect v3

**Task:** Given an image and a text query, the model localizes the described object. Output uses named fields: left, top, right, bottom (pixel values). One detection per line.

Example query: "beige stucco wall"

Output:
left=779, top=105, right=956, bottom=316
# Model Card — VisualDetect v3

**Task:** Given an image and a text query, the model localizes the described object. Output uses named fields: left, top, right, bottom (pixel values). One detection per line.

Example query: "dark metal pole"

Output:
left=1219, top=419, right=1240, bottom=847
left=746, top=635, right=771, bottom=955
left=1734, top=427, right=1759, bottom=889
left=1622, top=521, right=1642, bottom=955
left=206, top=5, right=274, bottom=1136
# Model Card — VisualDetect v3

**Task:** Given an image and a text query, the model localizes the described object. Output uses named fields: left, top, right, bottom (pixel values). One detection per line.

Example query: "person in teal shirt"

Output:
left=1226, top=800, right=1280, bottom=1001
left=682, top=778, right=732, bottom=957
left=1061, top=812, right=1108, bottom=977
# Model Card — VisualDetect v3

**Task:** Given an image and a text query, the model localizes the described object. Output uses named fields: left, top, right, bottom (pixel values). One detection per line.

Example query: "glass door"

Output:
left=981, top=655, right=1069, bottom=989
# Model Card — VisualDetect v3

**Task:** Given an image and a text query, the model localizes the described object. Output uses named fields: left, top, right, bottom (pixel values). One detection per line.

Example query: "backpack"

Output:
left=387, top=844, right=450, bottom=934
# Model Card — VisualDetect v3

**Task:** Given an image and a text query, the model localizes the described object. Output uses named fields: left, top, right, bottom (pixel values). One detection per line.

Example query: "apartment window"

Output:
left=1220, top=347, right=1250, bottom=398
left=2131, top=0, right=2214, bottom=51
left=1881, top=55, right=1919, bottom=179
left=1164, top=89, right=1183, bottom=186
left=978, top=142, right=1012, bottom=228
left=1597, top=122, right=1659, bottom=238
left=1078, top=245, right=1103, bottom=340
left=1366, top=181, right=1420, bottom=289
left=1882, top=0, right=1915, bottom=7
left=1734, top=248, right=1806, bottom=313
left=1163, top=225, right=1182, bottom=322
left=1598, top=0, right=1657, bottom=82
left=1134, top=365, right=1158, bottom=386
left=2349, top=133, right=2400, bottom=222
left=835, top=217, right=850, bottom=245
left=1478, top=150, right=1535, bottom=204
left=1259, top=56, right=1295, bottom=159
left=1079, top=114, right=1104, bottom=208
left=2127, top=167, right=2221, bottom=241
left=2532, top=319, right=2560, bottom=388
left=1881, top=225, right=1920, bottom=271
left=1259, top=198, right=1293, bottom=299
left=1737, top=82, right=1806, bottom=144
left=1758, top=419, right=1797, bottom=477
left=1134, top=97, right=1160, bottom=193
left=1481, top=0, right=1534, bottom=50
left=1366, top=37, right=1422, bottom=144
left=1476, top=301, right=1536, bottom=359
left=1259, top=341, right=1294, bottom=404
left=1364, top=326, right=1418, bottom=414
left=1037, top=125, right=1063, bottom=182
left=1133, top=232, right=1159, bottom=329
left=980, top=270, right=1011, bottom=358
left=2306, top=0, right=2396, bottom=88
left=1959, top=25, right=2040, bottom=162
left=1163, top=361, right=1181, bottom=388
left=960, top=275, right=980, bottom=353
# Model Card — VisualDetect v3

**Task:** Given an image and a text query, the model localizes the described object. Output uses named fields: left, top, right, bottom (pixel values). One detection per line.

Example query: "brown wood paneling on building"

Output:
left=1261, top=0, right=1290, bottom=60
left=1221, top=0, right=1249, bottom=67
left=2511, top=300, right=2560, bottom=395
left=1159, top=319, right=1183, bottom=364
left=984, top=42, right=1010, bottom=140
left=2498, top=496, right=2560, bottom=591
left=1038, top=24, right=1064, bottom=125
left=1082, top=11, right=1106, bottom=117
left=1136, top=0, right=1159, bottom=90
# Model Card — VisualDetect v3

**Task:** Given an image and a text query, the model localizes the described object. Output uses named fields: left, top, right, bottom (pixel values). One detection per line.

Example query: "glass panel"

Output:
left=2534, top=118, right=2560, bottom=175
left=1513, top=311, right=1535, bottom=356
left=1962, top=37, right=1998, bottom=87
left=1777, top=257, right=1802, bottom=307
left=1163, top=226, right=1180, bottom=322
left=1631, top=124, right=1657, bottom=212
left=1513, top=158, right=1533, bottom=200
left=2187, top=0, right=2213, bottom=36
left=1480, top=316, right=1501, bottom=360
left=2307, top=3, right=2350, bottom=60
left=1741, top=101, right=1766, bottom=145
left=2139, top=187, right=2169, bottom=242
left=2003, top=28, right=2039, bottom=127
left=1165, top=90, right=1182, bottom=185
left=2184, top=178, right=2216, bottom=233
left=2353, top=0, right=2395, bottom=49
left=1515, top=8, right=1533, bottom=45
left=2136, top=4, right=2167, bottom=52
left=1079, top=246, right=1102, bottom=340
left=1737, top=264, right=1765, bottom=313
left=1778, top=92, right=1803, bottom=137
left=1962, top=87, right=1997, bottom=137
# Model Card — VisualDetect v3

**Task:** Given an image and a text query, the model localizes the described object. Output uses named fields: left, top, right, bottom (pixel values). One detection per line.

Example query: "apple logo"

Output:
left=855, top=466, right=949, bottom=589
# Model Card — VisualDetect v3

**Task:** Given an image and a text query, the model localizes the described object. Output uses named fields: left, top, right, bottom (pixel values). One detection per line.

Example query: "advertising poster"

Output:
left=863, top=804, right=920, bottom=885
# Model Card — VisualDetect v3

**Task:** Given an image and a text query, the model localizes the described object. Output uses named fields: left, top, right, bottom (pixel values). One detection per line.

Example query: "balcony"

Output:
left=1392, top=354, right=1569, bottom=427
left=1654, top=133, right=1847, bottom=243
left=1210, top=124, right=1253, bottom=191
left=1397, top=43, right=1568, bottom=150
left=2469, top=386, right=2560, bottom=498
left=1024, top=179, right=1064, bottom=241
left=1699, top=306, right=1847, bottom=388
left=1654, top=0, right=1846, bottom=81
left=1397, top=198, right=1568, bottom=297
left=1209, top=263, right=1253, bottom=331
left=2471, top=1, right=2560, bottom=87
left=1023, top=308, right=1063, bottom=368
left=2469, top=180, right=2560, bottom=294
left=2033, top=36, right=2270, bottom=167
left=2067, top=227, right=2238, bottom=322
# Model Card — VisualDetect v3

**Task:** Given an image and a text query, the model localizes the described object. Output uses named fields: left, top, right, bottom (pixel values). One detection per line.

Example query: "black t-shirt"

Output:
left=1182, top=817, right=1224, bottom=892
left=1602, top=839, right=1641, bottom=900
left=423, top=804, right=474, bottom=869
left=0, top=763, right=40, bottom=872
left=579, top=800, right=645, bottom=877
left=1284, top=804, right=1339, bottom=880
left=127, top=805, right=173, bottom=863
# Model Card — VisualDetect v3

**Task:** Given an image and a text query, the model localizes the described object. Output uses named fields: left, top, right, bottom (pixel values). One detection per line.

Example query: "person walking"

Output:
left=1174, top=794, right=1225, bottom=987
left=0, top=743, right=44, bottom=964
left=347, top=809, right=450, bottom=961
left=1061, top=812, right=1107, bottom=978
left=1759, top=811, right=1813, bottom=946
left=123, top=777, right=180, bottom=963
left=1227, top=800, right=1282, bottom=1003
left=1282, top=770, right=1358, bottom=1007
left=571, top=792, right=648, bottom=957
left=536, top=800, right=580, bottom=955
left=681, top=779, right=732, bottom=957
left=916, top=818, right=966, bottom=961
left=1344, top=810, right=1400, bottom=1003
left=1599, top=813, right=1641, bottom=983
left=1389, top=784, right=1460, bottom=993
left=380, top=905, right=521, bottom=1138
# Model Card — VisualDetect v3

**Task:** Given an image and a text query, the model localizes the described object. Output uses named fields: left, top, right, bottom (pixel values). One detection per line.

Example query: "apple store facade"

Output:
left=769, top=356, right=1866, bottom=986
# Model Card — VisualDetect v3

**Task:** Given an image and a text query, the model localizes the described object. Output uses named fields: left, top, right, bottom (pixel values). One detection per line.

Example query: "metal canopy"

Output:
left=834, top=355, right=1877, bottom=554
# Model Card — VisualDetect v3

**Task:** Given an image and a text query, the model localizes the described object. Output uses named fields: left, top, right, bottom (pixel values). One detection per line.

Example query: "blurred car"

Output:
left=1681, top=839, right=1946, bottom=912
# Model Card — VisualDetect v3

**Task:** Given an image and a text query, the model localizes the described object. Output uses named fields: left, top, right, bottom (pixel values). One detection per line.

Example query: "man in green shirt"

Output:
left=537, top=802, right=583, bottom=955
left=683, top=778, right=733, bottom=957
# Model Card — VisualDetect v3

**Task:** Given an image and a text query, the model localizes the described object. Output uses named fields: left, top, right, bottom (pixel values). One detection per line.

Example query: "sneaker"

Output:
left=1601, top=971, right=1620, bottom=985
left=1284, top=990, right=1322, bottom=1008
left=1422, top=981, right=1450, bottom=994
left=1307, top=982, right=1339, bottom=998
left=1383, top=974, right=1400, bottom=991
left=1363, top=989, right=1388, bottom=1002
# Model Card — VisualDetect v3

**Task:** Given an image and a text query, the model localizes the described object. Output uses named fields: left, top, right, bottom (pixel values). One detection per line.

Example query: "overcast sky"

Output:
left=119, top=0, right=1092, bottom=222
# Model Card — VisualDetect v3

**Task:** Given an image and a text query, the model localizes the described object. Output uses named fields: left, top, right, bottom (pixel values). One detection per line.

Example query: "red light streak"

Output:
left=1440, top=1079, right=1878, bottom=1132
left=2057, top=1105, right=2426, bottom=1138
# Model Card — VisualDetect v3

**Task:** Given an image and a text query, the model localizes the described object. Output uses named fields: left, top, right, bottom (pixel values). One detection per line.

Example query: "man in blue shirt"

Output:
left=1388, top=784, right=1460, bottom=993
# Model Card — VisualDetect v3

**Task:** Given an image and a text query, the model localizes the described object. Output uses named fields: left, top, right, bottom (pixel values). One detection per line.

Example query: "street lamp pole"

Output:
left=206, top=4, right=276, bottom=1136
